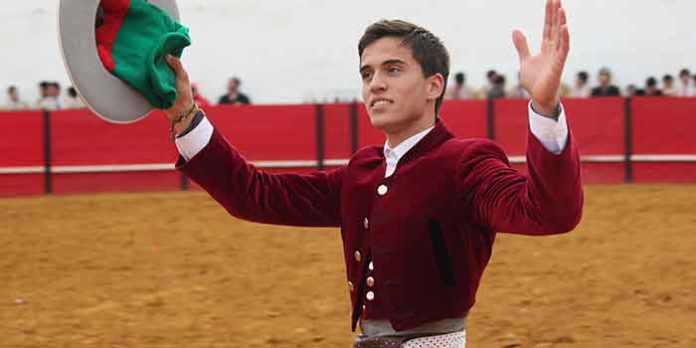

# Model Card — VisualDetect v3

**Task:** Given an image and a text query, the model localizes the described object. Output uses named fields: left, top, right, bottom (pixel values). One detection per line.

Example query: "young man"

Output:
left=4, top=86, right=30, bottom=110
left=591, top=67, right=621, bottom=97
left=163, top=0, right=582, bottom=346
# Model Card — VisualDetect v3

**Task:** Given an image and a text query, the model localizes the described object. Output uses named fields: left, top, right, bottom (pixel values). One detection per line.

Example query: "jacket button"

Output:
left=366, top=291, right=375, bottom=301
left=348, top=281, right=354, bottom=292
left=363, top=217, right=369, bottom=229
left=354, top=250, right=362, bottom=262
left=366, top=276, right=375, bottom=287
left=377, top=184, right=388, bottom=196
left=368, top=261, right=374, bottom=271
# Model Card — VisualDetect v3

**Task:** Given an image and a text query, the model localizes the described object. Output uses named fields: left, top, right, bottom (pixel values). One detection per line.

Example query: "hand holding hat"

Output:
left=59, top=0, right=191, bottom=123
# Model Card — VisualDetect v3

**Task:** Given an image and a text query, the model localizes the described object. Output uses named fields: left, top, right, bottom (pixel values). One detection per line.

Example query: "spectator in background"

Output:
left=679, top=69, right=692, bottom=97
left=478, top=69, right=497, bottom=99
left=644, top=77, right=663, bottom=97
left=626, top=84, right=641, bottom=97
left=662, top=75, right=678, bottom=97
left=487, top=74, right=506, bottom=99
left=64, top=86, right=85, bottom=108
left=591, top=67, right=621, bottom=97
left=218, top=77, right=251, bottom=105
left=192, top=84, right=211, bottom=108
left=3, top=86, right=30, bottom=110
left=507, top=71, right=530, bottom=99
left=445, top=72, right=471, bottom=100
left=36, top=81, right=61, bottom=110
left=571, top=71, right=591, bottom=98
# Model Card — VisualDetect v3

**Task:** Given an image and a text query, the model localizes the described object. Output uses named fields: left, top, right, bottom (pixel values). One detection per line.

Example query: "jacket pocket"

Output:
left=428, top=219, right=456, bottom=287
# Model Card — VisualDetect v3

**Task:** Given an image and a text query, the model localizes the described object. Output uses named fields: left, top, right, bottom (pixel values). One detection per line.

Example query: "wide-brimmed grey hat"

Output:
left=58, top=0, right=181, bottom=123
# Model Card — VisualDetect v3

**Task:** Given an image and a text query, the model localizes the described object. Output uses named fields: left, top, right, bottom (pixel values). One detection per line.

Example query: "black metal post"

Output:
left=180, top=173, right=190, bottom=191
left=42, top=110, right=52, bottom=194
left=350, top=101, right=359, bottom=154
left=624, top=98, right=634, bottom=183
left=315, top=104, right=325, bottom=170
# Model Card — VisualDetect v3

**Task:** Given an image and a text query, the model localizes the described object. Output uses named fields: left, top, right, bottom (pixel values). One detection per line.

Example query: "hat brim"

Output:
left=59, top=0, right=180, bottom=124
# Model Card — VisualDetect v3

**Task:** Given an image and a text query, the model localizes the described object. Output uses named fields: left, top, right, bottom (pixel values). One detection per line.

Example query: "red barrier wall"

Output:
left=632, top=98, right=696, bottom=183
left=1, top=98, right=695, bottom=197
left=0, top=111, right=46, bottom=196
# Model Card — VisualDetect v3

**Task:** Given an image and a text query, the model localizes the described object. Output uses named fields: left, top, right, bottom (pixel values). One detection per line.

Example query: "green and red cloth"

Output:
left=96, top=0, right=190, bottom=109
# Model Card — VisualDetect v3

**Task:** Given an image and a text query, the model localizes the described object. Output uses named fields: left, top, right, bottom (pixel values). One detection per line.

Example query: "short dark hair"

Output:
left=68, top=87, right=78, bottom=98
left=7, top=85, right=17, bottom=93
left=358, top=20, right=450, bottom=114
left=454, top=72, right=465, bottom=85
left=663, top=74, right=674, bottom=82
left=39, top=81, right=49, bottom=88
left=679, top=69, right=691, bottom=78
left=646, top=77, right=658, bottom=87
left=577, top=71, right=589, bottom=83
left=486, top=70, right=497, bottom=79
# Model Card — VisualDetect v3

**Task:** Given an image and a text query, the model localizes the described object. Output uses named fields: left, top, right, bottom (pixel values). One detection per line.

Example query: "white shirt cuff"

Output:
left=528, top=102, right=569, bottom=155
left=175, top=116, right=214, bottom=161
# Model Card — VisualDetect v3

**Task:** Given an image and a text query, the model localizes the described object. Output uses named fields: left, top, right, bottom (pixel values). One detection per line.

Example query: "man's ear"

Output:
left=426, top=73, right=445, bottom=101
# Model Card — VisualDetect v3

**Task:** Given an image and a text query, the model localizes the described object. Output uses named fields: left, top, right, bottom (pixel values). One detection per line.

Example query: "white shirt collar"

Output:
left=383, top=125, right=435, bottom=177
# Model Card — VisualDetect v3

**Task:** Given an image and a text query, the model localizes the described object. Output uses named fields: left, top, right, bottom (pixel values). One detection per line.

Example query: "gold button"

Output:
left=366, top=291, right=375, bottom=301
left=363, top=217, right=369, bottom=229
left=354, top=250, right=362, bottom=262
left=348, top=281, right=354, bottom=292
left=377, top=184, right=388, bottom=196
left=368, top=261, right=374, bottom=271
left=366, top=276, right=375, bottom=287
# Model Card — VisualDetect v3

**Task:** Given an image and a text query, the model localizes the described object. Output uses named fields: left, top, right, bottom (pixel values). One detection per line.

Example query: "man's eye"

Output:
left=361, top=72, right=372, bottom=80
left=388, top=66, right=400, bottom=73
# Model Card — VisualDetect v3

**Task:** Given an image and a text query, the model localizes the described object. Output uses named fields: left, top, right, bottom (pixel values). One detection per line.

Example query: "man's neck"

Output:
left=385, top=116, right=435, bottom=149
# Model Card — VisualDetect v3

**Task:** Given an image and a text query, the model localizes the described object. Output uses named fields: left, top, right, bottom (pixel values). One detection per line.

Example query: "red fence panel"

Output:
left=51, top=109, right=176, bottom=165
left=440, top=100, right=488, bottom=139
left=0, top=110, right=45, bottom=196
left=565, top=98, right=626, bottom=184
left=207, top=104, right=316, bottom=161
left=632, top=97, right=696, bottom=182
left=323, top=104, right=353, bottom=160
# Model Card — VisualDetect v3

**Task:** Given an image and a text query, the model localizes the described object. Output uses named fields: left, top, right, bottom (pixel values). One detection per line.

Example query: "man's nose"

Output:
left=369, top=72, right=387, bottom=93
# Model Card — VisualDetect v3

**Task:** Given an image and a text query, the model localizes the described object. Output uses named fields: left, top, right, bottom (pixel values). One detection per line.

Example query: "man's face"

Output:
left=360, top=37, right=441, bottom=132
left=576, top=76, right=586, bottom=87
left=599, top=73, right=611, bottom=86
left=48, top=86, right=59, bottom=97
left=227, top=80, right=239, bottom=94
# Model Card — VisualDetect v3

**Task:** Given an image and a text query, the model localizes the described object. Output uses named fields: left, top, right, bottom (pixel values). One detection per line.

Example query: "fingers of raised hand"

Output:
left=512, top=30, right=531, bottom=61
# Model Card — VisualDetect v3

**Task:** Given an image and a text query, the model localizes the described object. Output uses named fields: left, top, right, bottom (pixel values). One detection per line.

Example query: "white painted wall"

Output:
left=1, top=0, right=694, bottom=105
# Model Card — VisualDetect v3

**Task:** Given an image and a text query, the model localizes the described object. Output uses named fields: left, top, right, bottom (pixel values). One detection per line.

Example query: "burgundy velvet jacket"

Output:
left=176, top=120, right=583, bottom=331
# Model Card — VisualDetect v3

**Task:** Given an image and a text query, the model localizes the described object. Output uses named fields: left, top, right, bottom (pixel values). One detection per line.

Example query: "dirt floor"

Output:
left=2, top=185, right=695, bottom=348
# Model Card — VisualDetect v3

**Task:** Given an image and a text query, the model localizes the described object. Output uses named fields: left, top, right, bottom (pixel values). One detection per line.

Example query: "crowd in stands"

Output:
left=446, top=67, right=696, bottom=101
left=2, top=68, right=695, bottom=111
left=1, top=76, right=252, bottom=112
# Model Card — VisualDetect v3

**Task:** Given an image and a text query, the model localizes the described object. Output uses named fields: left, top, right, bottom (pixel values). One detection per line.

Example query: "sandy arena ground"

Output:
left=2, top=185, right=695, bottom=347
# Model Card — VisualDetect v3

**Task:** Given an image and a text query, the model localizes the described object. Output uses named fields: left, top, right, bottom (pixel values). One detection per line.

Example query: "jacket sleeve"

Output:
left=456, top=127, right=583, bottom=235
left=176, top=128, right=343, bottom=227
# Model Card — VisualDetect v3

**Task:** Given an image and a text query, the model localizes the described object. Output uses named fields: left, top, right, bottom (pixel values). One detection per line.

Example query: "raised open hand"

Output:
left=513, top=0, right=570, bottom=117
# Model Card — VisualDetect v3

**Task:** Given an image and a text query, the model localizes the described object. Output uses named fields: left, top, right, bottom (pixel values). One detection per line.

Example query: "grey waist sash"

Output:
left=358, top=317, right=467, bottom=339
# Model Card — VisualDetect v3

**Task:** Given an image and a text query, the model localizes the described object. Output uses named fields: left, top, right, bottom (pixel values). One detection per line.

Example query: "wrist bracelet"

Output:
left=169, top=103, right=198, bottom=143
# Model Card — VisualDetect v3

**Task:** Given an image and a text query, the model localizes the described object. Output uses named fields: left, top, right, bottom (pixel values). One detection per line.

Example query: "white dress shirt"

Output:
left=176, top=102, right=569, bottom=167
